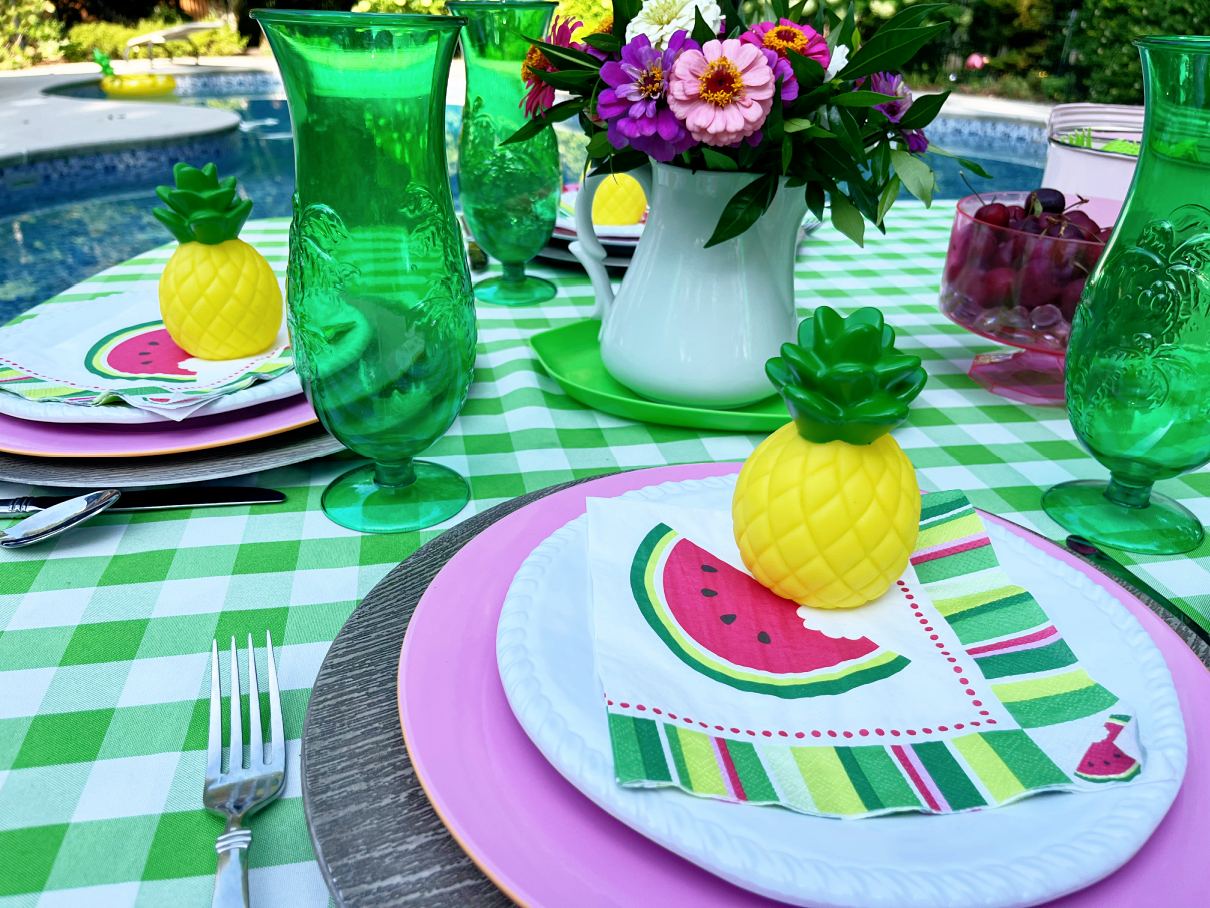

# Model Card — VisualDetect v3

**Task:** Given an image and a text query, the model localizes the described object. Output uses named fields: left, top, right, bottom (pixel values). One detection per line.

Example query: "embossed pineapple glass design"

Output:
left=1043, top=36, right=1210, bottom=554
left=254, top=10, right=475, bottom=534
left=450, top=1, right=561, bottom=307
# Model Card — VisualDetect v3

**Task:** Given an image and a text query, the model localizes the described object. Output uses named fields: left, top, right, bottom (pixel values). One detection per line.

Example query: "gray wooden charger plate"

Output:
left=300, top=472, right=1210, bottom=908
left=0, top=423, right=346, bottom=488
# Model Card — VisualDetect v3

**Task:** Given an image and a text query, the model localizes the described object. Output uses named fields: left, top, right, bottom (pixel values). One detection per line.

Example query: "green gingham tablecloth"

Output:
left=3, top=202, right=1210, bottom=908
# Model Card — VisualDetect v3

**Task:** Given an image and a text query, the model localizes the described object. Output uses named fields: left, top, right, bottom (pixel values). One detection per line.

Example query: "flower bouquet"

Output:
left=505, top=1, right=986, bottom=411
left=507, top=0, right=986, bottom=248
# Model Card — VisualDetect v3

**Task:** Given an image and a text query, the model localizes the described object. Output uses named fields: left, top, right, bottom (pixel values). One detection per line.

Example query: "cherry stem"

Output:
left=959, top=171, right=986, bottom=205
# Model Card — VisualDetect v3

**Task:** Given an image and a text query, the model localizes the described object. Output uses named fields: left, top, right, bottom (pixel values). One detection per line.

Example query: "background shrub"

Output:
left=2, top=0, right=64, bottom=69
left=62, top=14, right=246, bottom=60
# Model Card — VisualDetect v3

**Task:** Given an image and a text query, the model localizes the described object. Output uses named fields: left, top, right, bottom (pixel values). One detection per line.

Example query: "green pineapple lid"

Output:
left=153, top=162, right=253, bottom=246
left=766, top=306, right=926, bottom=446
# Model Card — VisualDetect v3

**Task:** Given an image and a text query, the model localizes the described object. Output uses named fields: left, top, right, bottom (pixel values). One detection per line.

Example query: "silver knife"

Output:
left=0, top=487, right=286, bottom=516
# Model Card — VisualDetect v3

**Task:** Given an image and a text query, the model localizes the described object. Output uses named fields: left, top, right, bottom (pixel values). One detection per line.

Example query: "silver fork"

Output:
left=205, top=632, right=286, bottom=908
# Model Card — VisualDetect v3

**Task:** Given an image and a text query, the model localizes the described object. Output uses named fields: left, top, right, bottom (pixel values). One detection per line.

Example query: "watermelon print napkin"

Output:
left=0, top=286, right=292, bottom=419
left=587, top=490, right=1163, bottom=819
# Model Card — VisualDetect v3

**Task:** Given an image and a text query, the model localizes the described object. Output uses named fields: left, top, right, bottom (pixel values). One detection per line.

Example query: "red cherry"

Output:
left=1006, top=205, right=1026, bottom=222
left=1020, top=215, right=1046, bottom=235
left=1020, top=256, right=1062, bottom=308
left=1063, top=210, right=1101, bottom=238
left=975, top=203, right=1010, bottom=228
left=1060, top=278, right=1086, bottom=320
left=1097, top=226, right=1113, bottom=243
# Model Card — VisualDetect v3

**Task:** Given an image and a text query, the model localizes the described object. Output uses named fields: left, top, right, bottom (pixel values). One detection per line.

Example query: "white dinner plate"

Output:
left=0, top=371, right=303, bottom=425
left=496, top=475, right=1186, bottom=908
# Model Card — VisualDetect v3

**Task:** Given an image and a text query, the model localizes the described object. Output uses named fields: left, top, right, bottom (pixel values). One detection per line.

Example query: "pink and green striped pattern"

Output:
left=913, top=491, right=1120, bottom=729
left=609, top=714, right=1070, bottom=817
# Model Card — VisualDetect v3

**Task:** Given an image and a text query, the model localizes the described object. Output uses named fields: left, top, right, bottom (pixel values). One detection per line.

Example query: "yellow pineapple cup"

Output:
left=153, top=163, right=282, bottom=360
left=733, top=307, right=928, bottom=609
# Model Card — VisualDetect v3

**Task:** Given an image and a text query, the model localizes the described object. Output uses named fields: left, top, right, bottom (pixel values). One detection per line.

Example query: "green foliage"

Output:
left=62, top=16, right=246, bottom=62
left=349, top=0, right=611, bottom=28
left=1071, top=0, right=1209, bottom=104
left=1, top=0, right=64, bottom=70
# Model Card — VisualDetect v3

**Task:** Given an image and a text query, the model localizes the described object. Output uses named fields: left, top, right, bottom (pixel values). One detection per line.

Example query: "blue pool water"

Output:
left=0, top=72, right=1045, bottom=326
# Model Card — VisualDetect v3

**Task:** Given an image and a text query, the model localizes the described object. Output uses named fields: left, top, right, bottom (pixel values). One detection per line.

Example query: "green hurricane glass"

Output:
left=450, top=0, right=561, bottom=307
left=253, top=10, right=475, bottom=534
left=1044, top=36, right=1210, bottom=554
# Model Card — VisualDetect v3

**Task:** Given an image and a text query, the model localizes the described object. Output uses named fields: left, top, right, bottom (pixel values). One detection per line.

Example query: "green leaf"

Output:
left=830, top=190, right=865, bottom=247
left=531, top=68, right=599, bottom=91
left=811, top=138, right=864, bottom=183
left=701, top=147, right=738, bottom=171
left=705, top=173, right=779, bottom=248
left=583, top=33, right=622, bottom=53
left=877, top=174, right=901, bottom=224
left=828, top=2, right=856, bottom=53
left=521, top=34, right=603, bottom=71
left=588, top=147, right=649, bottom=177
left=784, top=49, right=825, bottom=92
left=501, top=98, right=586, bottom=145
left=766, top=78, right=785, bottom=143
left=771, top=0, right=789, bottom=20
left=830, top=106, right=864, bottom=162
left=613, top=0, right=641, bottom=38
left=891, top=148, right=934, bottom=206
left=896, top=90, right=949, bottom=130
left=692, top=6, right=716, bottom=46
left=806, top=182, right=826, bottom=221
left=840, top=23, right=950, bottom=81
left=926, top=143, right=994, bottom=179
left=782, top=136, right=793, bottom=175
left=878, top=2, right=948, bottom=32
left=784, top=118, right=836, bottom=138
left=832, top=91, right=899, bottom=108
left=720, top=0, right=745, bottom=37
left=586, top=130, right=612, bottom=158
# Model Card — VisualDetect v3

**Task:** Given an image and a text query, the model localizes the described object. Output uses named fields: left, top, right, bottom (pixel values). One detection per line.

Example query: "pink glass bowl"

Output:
left=939, top=192, right=1123, bottom=406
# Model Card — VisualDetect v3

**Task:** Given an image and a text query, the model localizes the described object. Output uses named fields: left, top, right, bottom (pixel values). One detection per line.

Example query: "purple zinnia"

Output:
left=597, top=31, right=698, bottom=162
left=759, top=46, right=799, bottom=105
left=901, top=128, right=929, bottom=153
left=869, top=71, right=913, bottom=124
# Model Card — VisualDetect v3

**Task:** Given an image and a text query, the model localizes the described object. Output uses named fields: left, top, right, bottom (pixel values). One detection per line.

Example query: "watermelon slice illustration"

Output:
left=85, top=322, right=196, bottom=382
left=630, top=524, right=910, bottom=698
left=1074, top=714, right=1141, bottom=782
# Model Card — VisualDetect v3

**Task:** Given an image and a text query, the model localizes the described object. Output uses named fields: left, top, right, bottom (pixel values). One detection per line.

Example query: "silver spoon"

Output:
left=0, top=489, right=121, bottom=548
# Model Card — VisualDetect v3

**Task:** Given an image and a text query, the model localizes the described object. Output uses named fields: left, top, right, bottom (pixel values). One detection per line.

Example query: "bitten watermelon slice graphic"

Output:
left=85, top=322, right=196, bottom=382
left=1075, top=714, right=1141, bottom=782
left=630, top=524, right=910, bottom=698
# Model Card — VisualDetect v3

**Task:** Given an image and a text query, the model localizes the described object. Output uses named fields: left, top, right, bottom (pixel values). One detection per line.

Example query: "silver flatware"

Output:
left=1064, top=534, right=1210, bottom=644
left=0, top=489, right=121, bottom=548
left=0, top=486, right=286, bottom=516
left=205, top=633, right=285, bottom=908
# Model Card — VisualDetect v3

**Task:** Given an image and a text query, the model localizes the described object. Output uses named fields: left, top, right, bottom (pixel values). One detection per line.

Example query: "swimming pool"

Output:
left=0, top=71, right=1045, bottom=326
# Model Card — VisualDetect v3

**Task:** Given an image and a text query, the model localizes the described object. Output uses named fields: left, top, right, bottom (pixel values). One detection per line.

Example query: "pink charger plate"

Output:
left=397, top=463, right=1210, bottom=908
left=0, top=396, right=317, bottom=458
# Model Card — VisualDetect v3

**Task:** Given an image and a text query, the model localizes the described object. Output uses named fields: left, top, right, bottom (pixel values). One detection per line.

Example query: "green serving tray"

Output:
left=529, top=319, right=791, bottom=433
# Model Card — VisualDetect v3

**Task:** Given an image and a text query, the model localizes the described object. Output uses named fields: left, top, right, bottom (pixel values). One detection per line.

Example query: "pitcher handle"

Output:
left=569, top=163, right=653, bottom=322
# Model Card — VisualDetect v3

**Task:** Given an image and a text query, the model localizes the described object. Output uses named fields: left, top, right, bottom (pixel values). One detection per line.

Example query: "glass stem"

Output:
left=502, top=261, right=526, bottom=283
left=1104, top=475, right=1153, bottom=509
left=375, top=460, right=417, bottom=488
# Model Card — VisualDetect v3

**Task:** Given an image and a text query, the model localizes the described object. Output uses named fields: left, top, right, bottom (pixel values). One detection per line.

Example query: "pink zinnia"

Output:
left=521, top=16, right=583, bottom=118
left=667, top=38, right=774, bottom=146
left=739, top=18, right=829, bottom=68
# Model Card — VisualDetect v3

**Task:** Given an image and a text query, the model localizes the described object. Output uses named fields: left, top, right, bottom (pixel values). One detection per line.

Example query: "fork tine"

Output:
left=229, top=636, right=243, bottom=772
left=266, top=629, right=284, bottom=769
left=207, top=639, right=222, bottom=779
left=246, top=632, right=262, bottom=765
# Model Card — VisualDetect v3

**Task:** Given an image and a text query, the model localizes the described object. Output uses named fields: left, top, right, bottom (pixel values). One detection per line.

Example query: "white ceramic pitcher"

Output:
left=571, top=160, right=808, bottom=409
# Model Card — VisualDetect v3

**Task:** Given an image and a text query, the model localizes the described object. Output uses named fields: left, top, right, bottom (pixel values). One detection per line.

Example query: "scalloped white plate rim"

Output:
left=496, top=475, right=1187, bottom=908
left=0, top=371, right=302, bottom=425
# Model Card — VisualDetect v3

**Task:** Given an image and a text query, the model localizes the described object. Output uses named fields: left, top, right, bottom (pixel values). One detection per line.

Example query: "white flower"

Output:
left=824, top=44, right=849, bottom=80
left=625, top=0, right=723, bottom=51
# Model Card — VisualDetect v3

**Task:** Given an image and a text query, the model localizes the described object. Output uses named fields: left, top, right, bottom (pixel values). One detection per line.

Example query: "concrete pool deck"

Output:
left=0, top=52, right=468, bottom=169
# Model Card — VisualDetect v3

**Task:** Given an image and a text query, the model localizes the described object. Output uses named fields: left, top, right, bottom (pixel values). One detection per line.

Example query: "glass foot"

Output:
left=969, top=348, right=1066, bottom=407
left=1042, top=479, right=1205, bottom=555
left=320, top=460, right=469, bottom=534
left=473, top=274, right=557, bottom=307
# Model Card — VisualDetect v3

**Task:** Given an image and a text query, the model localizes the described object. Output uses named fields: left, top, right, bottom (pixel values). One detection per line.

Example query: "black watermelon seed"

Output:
left=701, top=565, right=718, bottom=572
left=139, top=351, right=149, bottom=355
left=720, top=614, right=737, bottom=624
left=701, top=589, right=718, bottom=597
left=141, top=360, right=152, bottom=365
left=149, top=341, right=159, bottom=345
left=757, top=631, right=771, bottom=644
